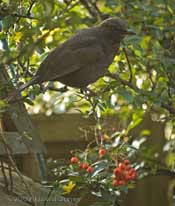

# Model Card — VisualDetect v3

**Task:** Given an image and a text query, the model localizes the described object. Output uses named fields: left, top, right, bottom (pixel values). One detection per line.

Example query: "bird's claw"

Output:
left=80, top=88, right=97, bottom=100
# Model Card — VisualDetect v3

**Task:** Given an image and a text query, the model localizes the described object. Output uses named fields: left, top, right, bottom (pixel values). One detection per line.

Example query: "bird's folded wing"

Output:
left=37, top=37, right=105, bottom=81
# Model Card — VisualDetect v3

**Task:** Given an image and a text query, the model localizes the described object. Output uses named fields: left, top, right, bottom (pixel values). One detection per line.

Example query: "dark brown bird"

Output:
left=18, top=17, right=134, bottom=92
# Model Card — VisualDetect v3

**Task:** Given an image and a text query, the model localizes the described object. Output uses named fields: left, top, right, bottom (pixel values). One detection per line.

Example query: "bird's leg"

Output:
left=39, top=83, right=46, bottom=93
left=80, top=87, right=97, bottom=100
left=80, top=88, right=100, bottom=118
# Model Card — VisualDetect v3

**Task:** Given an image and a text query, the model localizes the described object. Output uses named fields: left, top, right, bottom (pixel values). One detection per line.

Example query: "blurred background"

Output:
left=0, top=0, right=175, bottom=206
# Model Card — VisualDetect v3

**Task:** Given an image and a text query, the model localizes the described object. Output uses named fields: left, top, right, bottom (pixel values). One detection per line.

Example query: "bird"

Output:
left=18, top=17, right=134, bottom=92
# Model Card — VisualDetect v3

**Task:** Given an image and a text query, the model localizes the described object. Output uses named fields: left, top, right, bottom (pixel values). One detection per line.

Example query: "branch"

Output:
left=58, top=0, right=79, bottom=18
left=0, top=159, right=9, bottom=191
left=144, top=167, right=175, bottom=177
left=89, top=0, right=105, bottom=20
left=156, top=168, right=175, bottom=177
left=106, top=72, right=175, bottom=114
left=45, top=85, right=68, bottom=93
left=11, top=13, right=37, bottom=19
left=106, top=72, right=142, bottom=93
left=161, top=103, right=175, bottom=115
left=79, top=0, right=98, bottom=20
left=123, top=48, right=133, bottom=83
left=27, top=0, right=36, bottom=16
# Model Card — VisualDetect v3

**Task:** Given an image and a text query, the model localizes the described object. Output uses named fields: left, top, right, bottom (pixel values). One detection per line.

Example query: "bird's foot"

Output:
left=80, top=88, right=97, bottom=100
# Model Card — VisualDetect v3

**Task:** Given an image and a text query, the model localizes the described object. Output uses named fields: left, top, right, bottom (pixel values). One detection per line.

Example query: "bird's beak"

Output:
left=124, top=30, right=136, bottom=35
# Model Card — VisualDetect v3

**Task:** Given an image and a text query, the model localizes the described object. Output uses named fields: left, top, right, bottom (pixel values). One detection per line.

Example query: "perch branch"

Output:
left=106, top=72, right=175, bottom=115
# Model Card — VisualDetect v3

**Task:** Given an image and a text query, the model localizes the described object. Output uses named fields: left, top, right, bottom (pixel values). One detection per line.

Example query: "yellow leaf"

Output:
left=14, top=32, right=23, bottom=43
left=63, top=181, right=76, bottom=195
left=45, top=35, right=53, bottom=44
left=50, top=28, right=60, bottom=35
left=140, top=35, right=151, bottom=49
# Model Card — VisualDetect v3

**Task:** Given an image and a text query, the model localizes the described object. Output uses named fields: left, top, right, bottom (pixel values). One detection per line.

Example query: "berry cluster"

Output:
left=70, top=151, right=138, bottom=188
left=70, top=156, right=93, bottom=174
left=113, top=159, right=138, bottom=187
left=70, top=148, right=107, bottom=174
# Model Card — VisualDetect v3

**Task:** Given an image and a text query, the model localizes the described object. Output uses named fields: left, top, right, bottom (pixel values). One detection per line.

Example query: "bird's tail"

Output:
left=18, top=76, right=39, bottom=92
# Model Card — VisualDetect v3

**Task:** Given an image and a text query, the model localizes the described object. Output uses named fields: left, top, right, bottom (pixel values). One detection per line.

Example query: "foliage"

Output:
left=47, top=128, right=144, bottom=206
left=0, top=0, right=175, bottom=205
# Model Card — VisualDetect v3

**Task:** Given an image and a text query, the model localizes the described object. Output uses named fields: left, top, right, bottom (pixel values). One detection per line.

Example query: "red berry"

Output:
left=119, top=163, right=125, bottom=170
left=126, top=164, right=132, bottom=171
left=129, top=168, right=136, bottom=175
left=79, top=163, right=84, bottom=169
left=82, top=163, right=89, bottom=169
left=113, top=179, right=119, bottom=187
left=118, top=180, right=126, bottom=186
left=118, top=172, right=125, bottom=180
left=113, top=168, right=120, bottom=175
left=123, top=159, right=130, bottom=165
left=70, top=156, right=79, bottom=164
left=131, top=172, right=138, bottom=180
left=86, top=166, right=93, bottom=174
left=79, top=162, right=89, bottom=169
left=98, top=148, right=107, bottom=157
left=125, top=172, right=132, bottom=180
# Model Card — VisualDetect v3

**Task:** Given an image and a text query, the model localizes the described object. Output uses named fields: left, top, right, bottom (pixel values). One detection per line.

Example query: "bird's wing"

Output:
left=37, top=36, right=106, bottom=81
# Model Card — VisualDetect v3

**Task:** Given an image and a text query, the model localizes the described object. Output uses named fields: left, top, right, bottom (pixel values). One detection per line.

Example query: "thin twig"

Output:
left=123, top=48, right=133, bottom=83
left=0, top=159, right=9, bottom=191
left=27, top=0, right=36, bottom=16
left=90, top=0, right=104, bottom=20
left=146, top=64, right=156, bottom=91
left=44, top=186, right=54, bottom=206
left=79, top=0, right=98, bottom=19
left=58, top=0, right=79, bottom=18
left=45, top=85, right=68, bottom=93
left=11, top=13, right=37, bottom=19
left=8, top=164, right=13, bottom=191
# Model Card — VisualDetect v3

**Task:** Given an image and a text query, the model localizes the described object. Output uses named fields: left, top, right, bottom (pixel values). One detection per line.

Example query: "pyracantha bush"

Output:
left=51, top=133, right=143, bottom=206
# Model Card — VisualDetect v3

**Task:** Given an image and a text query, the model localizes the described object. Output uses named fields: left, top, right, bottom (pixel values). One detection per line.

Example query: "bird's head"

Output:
left=100, top=17, right=135, bottom=39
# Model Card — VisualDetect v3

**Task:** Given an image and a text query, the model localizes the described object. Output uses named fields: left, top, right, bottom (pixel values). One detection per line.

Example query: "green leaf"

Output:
left=69, top=175, right=85, bottom=183
left=126, top=111, right=144, bottom=134
left=2, top=16, right=17, bottom=31
left=24, top=98, right=34, bottom=106
left=140, top=129, right=151, bottom=136
left=91, top=160, right=108, bottom=177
